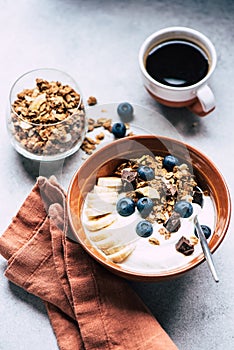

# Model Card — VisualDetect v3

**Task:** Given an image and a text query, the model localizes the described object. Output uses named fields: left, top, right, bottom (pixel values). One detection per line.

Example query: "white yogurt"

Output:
left=82, top=191, right=215, bottom=273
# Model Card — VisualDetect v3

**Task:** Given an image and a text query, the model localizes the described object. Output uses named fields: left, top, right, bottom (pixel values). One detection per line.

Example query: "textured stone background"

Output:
left=0, top=1, right=234, bottom=349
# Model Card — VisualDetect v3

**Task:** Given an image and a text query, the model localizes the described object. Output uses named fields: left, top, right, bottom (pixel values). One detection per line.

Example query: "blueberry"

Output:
left=117, top=102, right=134, bottom=119
left=136, top=220, right=153, bottom=238
left=194, top=225, right=211, bottom=239
left=116, top=197, right=135, bottom=216
left=137, top=166, right=155, bottom=181
left=163, top=155, right=179, bottom=171
left=136, top=197, right=154, bottom=218
left=112, top=122, right=127, bottom=138
left=174, top=200, right=193, bottom=218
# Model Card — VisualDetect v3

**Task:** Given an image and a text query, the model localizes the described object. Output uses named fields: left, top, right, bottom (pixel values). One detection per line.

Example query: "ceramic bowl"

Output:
left=67, top=135, right=231, bottom=281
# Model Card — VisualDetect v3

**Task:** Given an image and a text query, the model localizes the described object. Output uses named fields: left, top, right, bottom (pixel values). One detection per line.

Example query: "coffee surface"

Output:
left=146, top=39, right=209, bottom=87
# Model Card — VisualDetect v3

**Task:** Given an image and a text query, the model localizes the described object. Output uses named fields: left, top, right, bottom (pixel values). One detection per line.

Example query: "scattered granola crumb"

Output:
left=96, top=132, right=105, bottom=141
left=81, top=137, right=97, bottom=154
left=87, top=96, right=97, bottom=106
left=81, top=117, right=135, bottom=155
left=149, top=237, right=160, bottom=246
left=88, top=124, right=94, bottom=132
left=85, top=136, right=97, bottom=145
left=190, top=235, right=199, bottom=245
left=158, top=227, right=168, bottom=235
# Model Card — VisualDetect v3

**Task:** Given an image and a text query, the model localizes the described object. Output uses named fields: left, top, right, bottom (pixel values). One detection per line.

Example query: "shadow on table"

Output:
left=17, top=150, right=80, bottom=183
left=18, top=155, right=66, bottom=180
left=8, top=281, right=48, bottom=315
left=149, top=99, right=210, bottom=138
left=129, top=266, right=203, bottom=330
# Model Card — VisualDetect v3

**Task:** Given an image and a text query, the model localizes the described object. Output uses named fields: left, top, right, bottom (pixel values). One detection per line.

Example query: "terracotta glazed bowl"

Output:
left=67, top=135, right=231, bottom=281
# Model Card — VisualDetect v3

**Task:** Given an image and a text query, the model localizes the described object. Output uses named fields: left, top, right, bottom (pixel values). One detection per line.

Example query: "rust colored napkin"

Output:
left=0, top=176, right=178, bottom=350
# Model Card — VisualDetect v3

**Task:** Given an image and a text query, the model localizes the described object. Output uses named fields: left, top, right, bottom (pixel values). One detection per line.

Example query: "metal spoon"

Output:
left=193, top=186, right=219, bottom=283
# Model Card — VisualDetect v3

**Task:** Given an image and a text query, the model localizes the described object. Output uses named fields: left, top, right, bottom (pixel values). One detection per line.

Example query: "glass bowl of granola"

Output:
left=7, top=68, right=86, bottom=161
left=67, top=135, right=231, bottom=281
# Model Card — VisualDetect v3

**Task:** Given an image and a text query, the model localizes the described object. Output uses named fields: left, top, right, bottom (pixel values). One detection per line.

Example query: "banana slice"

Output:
left=93, top=185, right=117, bottom=194
left=86, top=192, right=118, bottom=204
left=83, top=175, right=136, bottom=263
left=86, top=199, right=116, bottom=211
left=94, top=235, right=120, bottom=249
left=88, top=230, right=110, bottom=242
left=107, top=244, right=136, bottom=263
left=101, top=240, right=136, bottom=255
left=94, top=229, right=135, bottom=249
left=93, top=219, right=139, bottom=244
left=83, top=213, right=117, bottom=231
left=97, top=177, right=122, bottom=190
left=85, top=207, right=112, bottom=218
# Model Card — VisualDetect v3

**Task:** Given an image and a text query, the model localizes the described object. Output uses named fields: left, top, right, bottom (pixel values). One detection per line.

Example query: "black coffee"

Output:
left=146, top=39, right=209, bottom=87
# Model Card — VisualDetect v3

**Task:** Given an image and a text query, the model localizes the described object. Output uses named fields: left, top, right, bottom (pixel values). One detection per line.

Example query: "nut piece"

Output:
left=87, top=96, right=97, bottom=106
left=81, top=137, right=97, bottom=154
left=148, top=237, right=160, bottom=246
left=96, top=132, right=105, bottom=141
left=190, top=235, right=199, bottom=245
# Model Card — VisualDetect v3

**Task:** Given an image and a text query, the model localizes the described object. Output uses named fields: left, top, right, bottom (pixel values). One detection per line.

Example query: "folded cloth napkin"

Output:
left=0, top=176, right=178, bottom=350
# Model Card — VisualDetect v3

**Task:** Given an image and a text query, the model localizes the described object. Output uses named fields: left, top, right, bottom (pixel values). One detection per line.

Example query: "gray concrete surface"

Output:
left=1, top=1, right=234, bottom=349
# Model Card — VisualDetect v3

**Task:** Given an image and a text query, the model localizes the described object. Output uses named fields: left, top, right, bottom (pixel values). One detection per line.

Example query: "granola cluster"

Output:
left=114, top=154, right=197, bottom=240
left=87, top=96, right=97, bottom=106
left=10, top=79, right=86, bottom=156
left=81, top=117, right=133, bottom=155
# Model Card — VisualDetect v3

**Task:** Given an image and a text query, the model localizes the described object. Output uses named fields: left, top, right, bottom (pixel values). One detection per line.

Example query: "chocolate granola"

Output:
left=113, top=154, right=197, bottom=243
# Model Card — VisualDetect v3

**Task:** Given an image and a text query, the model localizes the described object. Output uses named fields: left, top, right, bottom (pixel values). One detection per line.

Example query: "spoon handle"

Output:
left=194, top=215, right=219, bottom=283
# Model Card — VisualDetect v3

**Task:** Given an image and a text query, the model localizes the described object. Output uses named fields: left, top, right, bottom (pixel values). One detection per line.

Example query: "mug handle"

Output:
left=189, top=85, right=215, bottom=117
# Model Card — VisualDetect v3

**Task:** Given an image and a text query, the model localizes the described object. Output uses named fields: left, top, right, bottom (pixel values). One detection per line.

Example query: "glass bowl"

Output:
left=7, top=68, right=86, bottom=161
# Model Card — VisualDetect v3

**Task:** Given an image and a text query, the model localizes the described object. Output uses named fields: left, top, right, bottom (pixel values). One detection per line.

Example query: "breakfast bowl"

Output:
left=7, top=68, right=86, bottom=162
left=67, top=135, right=231, bottom=281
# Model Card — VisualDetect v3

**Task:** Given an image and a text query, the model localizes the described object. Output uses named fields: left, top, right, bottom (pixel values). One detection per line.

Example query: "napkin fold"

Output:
left=0, top=176, right=178, bottom=350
